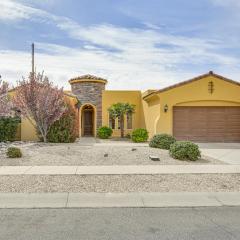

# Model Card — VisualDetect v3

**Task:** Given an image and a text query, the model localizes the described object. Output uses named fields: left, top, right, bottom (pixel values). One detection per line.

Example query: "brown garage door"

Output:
left=173, top=106, right=240, bottom=142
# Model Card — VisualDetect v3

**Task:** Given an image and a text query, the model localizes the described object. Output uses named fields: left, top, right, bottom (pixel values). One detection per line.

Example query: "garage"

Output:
left=173, top=106, right=240, bottom=142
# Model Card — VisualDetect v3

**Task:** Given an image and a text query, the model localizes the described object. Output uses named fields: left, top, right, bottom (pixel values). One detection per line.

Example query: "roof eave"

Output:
left=143, top=71, right=240, bottom=99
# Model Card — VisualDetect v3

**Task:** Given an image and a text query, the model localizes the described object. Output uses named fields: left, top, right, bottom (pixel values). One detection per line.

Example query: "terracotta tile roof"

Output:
left=143, top=71, right=240, bottom=100
left=69, top=74, right=107, bottom=82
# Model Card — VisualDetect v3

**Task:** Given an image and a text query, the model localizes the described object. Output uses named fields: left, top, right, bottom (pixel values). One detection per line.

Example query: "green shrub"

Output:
left=0, top=117, right=20, bottom=142
left=149, top=134, right=176, bottom=149
left=131, top=128, right=148, bottom=143
left=97, top=126, right=113, bottom=139
left=6, top=147, right=22, bottom=158
left=169, top=141, right=201, bottom=161
left=47, top=104, right=77, bottom=143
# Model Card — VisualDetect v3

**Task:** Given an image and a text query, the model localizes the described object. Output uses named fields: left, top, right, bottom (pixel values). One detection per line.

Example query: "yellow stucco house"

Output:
left=20, top=71, right=240, bottom=142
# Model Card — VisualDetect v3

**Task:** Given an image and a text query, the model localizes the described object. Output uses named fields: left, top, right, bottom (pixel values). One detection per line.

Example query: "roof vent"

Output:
left=209, top=71, right=214, bottom=75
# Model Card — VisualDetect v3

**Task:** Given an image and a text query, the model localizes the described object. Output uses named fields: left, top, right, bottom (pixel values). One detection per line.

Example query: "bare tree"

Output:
left=13, top=72, right=66, bottom=142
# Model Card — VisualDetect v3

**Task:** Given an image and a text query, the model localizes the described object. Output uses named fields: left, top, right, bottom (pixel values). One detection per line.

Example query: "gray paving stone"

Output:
left=215, top=192, right=240, bottom=206
left=0, top=193, right=68, bottom=208
left=0, top=166, right=32, bottom=175
left=140, top=192, right=222, bottom=207
left=24, top=166, right=78, bottom=175
left=67, top=193, right=143, bottom=208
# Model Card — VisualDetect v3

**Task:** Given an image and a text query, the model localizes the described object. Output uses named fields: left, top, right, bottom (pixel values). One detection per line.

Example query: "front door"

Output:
left=84, top=110, right=93, bottom=136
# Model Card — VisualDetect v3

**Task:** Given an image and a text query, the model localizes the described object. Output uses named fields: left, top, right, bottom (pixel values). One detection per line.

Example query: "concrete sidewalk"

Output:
left=0, top=165, right=240, bottom=175
left=201, top=149, right=240, bottom=165
left=199, top=143, right=240, bottom=165
left=0, top=192, right=239, bottom=208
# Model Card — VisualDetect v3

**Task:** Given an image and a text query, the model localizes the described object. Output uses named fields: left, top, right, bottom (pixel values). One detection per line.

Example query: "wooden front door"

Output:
left=83, top=110, right=93, bottom=136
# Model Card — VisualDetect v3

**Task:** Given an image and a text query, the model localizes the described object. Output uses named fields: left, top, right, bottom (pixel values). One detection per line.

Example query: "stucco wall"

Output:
left=153, top=75, right=240, bottom=135
left=141, top=95, right=160, bottom=138
left=102, top=90, right=144, bottom=137
left=21, top=118, right=39, bottom=141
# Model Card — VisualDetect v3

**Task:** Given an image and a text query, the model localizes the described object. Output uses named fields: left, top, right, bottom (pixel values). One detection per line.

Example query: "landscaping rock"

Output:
left=0, top=141, right=224, bottom=166
left=0, top=174, right=239, bottom=193
left=149, top=155, right=160, bottom=161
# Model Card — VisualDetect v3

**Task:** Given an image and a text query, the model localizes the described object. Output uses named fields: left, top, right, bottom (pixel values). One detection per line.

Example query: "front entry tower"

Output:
left=69, top=74, right=107, bottom=137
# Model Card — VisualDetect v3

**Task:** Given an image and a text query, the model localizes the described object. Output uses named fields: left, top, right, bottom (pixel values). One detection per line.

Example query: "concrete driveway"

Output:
left=198, top=143, right=240, bottom=165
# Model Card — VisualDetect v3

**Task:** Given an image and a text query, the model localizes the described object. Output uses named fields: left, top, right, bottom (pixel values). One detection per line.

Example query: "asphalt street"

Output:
left=0, top=207, right=240, bottom=240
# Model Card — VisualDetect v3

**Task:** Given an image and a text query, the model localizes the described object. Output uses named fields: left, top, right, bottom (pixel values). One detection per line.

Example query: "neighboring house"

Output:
left=20, top=71, right=240, bottom=142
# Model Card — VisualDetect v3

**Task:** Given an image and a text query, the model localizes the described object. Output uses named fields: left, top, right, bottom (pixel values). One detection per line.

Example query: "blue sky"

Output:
left=0, top=0, right=240, bottom=90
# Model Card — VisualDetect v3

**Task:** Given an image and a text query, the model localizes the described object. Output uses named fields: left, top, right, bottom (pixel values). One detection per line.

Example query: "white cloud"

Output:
left=1, top=39, right=239, bottom=92
left=56, top=21, right=238, bottom=65
left=0, top=0, right=240, bottom=91
left=0, top=0, right=48, bottom=21
left=211, top=0, right=240, bottom=8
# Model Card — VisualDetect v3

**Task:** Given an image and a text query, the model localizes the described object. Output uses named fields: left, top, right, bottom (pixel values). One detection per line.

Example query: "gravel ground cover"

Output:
left=0, top=141, right=224, bottom=166
left=0, top=174, right=239, bottom=192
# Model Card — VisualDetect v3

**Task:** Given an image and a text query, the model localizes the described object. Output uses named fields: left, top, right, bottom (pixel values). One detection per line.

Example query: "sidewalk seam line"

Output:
left=140, top=195, right=145, bottom=207
left=210, top=195, right=224, bottom=206
left=65, top=193, right=69, bottom=208
left=23, top=166, right=33, bottom=174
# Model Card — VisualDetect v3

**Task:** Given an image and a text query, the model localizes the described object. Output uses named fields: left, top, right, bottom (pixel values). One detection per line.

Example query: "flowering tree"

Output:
left=0, top=78, right=12, bottom=117
left=13, top=72, right=66, bottom=142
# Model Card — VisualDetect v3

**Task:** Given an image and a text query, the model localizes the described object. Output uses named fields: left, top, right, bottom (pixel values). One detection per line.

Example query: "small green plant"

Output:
left=131, top=128, right=148, bottom=143
left=97, top=126, right=113, bottom=139
left=149, top=134, right=176, bottom=150
left=0, top=117, right=20, bottom=142
left=7, top=147, right=22, bottom=158
left=169, top=141, right=201, bottom=161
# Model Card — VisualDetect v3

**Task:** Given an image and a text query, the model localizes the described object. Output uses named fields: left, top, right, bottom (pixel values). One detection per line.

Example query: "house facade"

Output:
left=20, top=71, right=240, bottom=142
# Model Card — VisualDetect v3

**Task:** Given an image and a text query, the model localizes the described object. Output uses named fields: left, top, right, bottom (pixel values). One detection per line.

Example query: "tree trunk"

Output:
left=120, top=115, right=124, bottom=138
left=43, top=134, right=47, bottom=143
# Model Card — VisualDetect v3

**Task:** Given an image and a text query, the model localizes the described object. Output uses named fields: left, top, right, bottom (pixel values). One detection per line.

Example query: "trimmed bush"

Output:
left=149, top=134, right=176, bottom=150
left=131, top=128, right=148, bottom=143
left=97, top=126, right=113, bottom=139
left=169, top=141, right=201, bottom=161
left=47, top=103, right=78, bottom=143
left=0, top=117, right=20, bottom=142
left=6, top=147, right=22, bottom=158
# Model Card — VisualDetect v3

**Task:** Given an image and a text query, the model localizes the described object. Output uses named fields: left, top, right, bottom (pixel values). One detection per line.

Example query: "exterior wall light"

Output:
left=164, top=104, right=168, bottom=113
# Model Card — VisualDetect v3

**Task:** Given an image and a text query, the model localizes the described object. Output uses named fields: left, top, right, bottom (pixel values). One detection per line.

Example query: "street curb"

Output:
left=0, top=192, right=239, bottom=208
